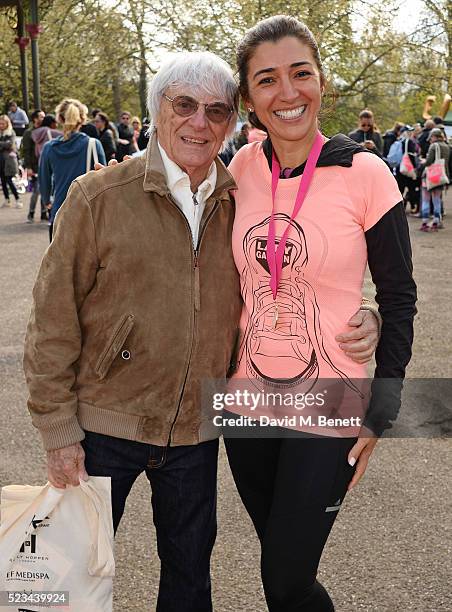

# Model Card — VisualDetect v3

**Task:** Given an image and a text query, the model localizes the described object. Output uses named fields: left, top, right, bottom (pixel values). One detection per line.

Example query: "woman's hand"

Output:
left=336, top=309, right=379, bottom=364
left=347, top=427, right=378, bottom=491
left=94, top=155, right=132, bottom=171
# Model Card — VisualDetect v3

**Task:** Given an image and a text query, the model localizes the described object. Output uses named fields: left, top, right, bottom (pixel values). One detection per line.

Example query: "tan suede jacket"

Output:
left=24, top=132, right=242, bottom=451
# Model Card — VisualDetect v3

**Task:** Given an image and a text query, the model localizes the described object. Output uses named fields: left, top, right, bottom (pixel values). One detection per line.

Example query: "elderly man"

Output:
left=24, top=52, right=379, bottom=611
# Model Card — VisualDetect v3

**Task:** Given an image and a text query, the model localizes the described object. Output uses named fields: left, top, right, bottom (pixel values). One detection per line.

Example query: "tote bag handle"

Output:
left=86, top=138, right=99, bottom=173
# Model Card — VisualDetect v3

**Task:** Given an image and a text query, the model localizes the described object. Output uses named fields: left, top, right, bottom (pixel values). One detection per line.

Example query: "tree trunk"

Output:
left=138, top=44, right=147, bottom=120
left=112, top=73, right=122, bottom=120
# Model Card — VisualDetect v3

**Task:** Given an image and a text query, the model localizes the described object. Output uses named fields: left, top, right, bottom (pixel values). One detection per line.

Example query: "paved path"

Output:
left=0, top=192, right=451, bottom=611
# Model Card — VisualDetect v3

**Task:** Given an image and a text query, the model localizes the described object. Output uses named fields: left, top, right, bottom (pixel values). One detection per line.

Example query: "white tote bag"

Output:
left=426, top=143, right=450, bottom=190
left=86, top=137, right=99, bottom=173
left=0, top=477, right=114, bottom=612
left=399, top=137, right=417, bottom=179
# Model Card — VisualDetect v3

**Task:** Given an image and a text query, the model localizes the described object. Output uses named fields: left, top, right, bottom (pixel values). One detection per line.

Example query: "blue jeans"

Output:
left=82, top=431, right=218, bottom=612
left=421, top=187, right=442, bottom=224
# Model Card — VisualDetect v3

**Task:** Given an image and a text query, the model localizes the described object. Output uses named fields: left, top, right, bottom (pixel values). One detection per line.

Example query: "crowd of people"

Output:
left=1, top=94, right=450, bottom=236
left=220, top=108, right=452, bottom=233
left=347, top=108, right=451, bottom=231
left=0, top=99, right=150, bottom=234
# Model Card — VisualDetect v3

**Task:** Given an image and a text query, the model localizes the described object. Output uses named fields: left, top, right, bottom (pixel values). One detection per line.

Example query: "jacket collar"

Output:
left=143, top=128, right=236, bottom=198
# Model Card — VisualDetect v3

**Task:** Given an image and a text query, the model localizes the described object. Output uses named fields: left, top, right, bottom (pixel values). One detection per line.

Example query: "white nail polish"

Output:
left=348, top=457, right=356, bottom=467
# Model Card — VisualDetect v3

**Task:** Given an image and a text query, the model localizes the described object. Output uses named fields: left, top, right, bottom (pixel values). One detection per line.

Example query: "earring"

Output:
left=248, top=107, right=254, bottom=112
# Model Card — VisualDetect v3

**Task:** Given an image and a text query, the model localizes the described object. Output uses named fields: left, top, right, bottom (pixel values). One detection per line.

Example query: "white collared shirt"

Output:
left=158, top=142, right=217, bottom=247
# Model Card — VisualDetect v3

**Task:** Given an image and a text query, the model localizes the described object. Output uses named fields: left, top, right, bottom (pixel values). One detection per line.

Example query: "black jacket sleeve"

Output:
left=100, top=130, right=116, bottom=162
left=363, top=202, right=417, bottom=435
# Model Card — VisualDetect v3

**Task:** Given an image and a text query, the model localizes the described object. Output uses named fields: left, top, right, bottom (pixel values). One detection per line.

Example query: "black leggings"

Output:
left=224, top=433, right=357, bottom=611
left=0, top=172, right=18, bottom=200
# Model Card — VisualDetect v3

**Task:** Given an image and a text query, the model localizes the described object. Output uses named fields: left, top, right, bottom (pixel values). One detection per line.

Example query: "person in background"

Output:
left=420, top=127, right=450, bottom=231
left=136, top=117, right=150, bottom=150
left=383, top=122, right=403, bottom=157
left=0, top=115, right=22, bottom=208
left=131, top=116, right=141, bottom=152
left=348, top=109, right=383, bottom=154
left=395, top=126, right=419, bottom=214
left=80, top=110, right=98, bottom=138
left=418, top=119, right=435, bottom=157
left=432, top=115, right=447, bottom=140
left=39, top=98, right=106, bottom=241
left=7, top=101, right=29, bottom=137
left=116, top=110, right=135, bottom=161
left=94, top=112, right=117, bottom=162
left=219, top=123, right=252, bottom=166
left=247, top=125, right=267, bottom=142
left=21, top=109, right=46, bottom=222
left=234, top=123, right=250, bottom=150
left=32, top=114, right=62, bottom=161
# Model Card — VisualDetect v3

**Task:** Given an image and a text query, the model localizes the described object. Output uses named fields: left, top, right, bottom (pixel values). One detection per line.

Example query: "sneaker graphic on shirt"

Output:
left=241, top=214, right=316, bottom=387
left=239, top=213, right=363, bottom=398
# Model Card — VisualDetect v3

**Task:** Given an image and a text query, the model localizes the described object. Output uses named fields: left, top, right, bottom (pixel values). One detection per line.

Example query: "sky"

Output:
left=394, top=0, right=426, bottom=33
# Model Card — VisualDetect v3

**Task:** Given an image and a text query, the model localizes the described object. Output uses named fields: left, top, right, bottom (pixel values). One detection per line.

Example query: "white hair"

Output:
left=147, top=51, right=238, bottom=138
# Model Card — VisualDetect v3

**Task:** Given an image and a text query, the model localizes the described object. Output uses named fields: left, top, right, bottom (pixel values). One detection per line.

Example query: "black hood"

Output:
left=262, top=133, right=370, bottom=177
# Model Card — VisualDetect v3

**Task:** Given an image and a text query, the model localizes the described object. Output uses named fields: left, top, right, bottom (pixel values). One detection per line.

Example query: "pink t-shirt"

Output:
left=226, top=141, right=401, bottom=435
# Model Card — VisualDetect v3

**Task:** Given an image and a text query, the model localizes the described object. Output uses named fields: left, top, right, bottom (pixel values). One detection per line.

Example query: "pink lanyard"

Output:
left=267, top=130, right=324, bottom=302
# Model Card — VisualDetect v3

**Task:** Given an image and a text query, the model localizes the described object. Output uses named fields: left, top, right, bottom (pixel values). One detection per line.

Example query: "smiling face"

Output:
left=359, top=116, right=373, bottom=132
left=156, top=86, right=230, bottom=184
left=244, top=36, right=323, bottom=149
left=0, top=119, right=7, bottom=131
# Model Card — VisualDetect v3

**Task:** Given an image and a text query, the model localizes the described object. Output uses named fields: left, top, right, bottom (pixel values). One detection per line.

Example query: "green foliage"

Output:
left=0, top=0, right=451, bottom=131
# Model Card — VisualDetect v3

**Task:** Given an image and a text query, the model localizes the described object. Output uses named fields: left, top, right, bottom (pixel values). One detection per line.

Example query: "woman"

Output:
left=93, top=112, right=117, bottom=162
left=39, top=98, right=106, bottom=241
left=224, top=16, right=416, bottom=611
left=420, top=127, right=450, bottom=231
left=348, top=108, right=383, bottom=154
left=395, top=126, right=420, bottom=214
left=32, top=114, right=62, bottom=162
left=383, top=121, right=403, bottom=157
left=0, top=115, right=21, bottom=208
left=131, top=115, right=141, bottom=151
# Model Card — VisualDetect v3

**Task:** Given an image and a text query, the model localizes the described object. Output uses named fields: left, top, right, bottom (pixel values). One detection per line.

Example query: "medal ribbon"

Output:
left=267, top=130, right=324, bottom=300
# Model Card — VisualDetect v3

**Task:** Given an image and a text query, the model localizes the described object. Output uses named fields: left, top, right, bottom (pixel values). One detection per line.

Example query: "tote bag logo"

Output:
left=19, top=534, right=36, bottom=554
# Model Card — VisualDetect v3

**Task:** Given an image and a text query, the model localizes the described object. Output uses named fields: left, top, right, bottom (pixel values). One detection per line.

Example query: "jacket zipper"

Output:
left=165, top=195, right=220, bottom=445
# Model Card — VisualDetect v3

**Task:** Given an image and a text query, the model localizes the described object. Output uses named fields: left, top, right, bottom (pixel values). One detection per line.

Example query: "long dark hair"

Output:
left=236, top=15, right=326, bottom=131
left=96, top=112, right=110, bottom=132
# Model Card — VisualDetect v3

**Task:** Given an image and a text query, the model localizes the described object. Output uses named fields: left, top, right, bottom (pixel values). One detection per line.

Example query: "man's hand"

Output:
left=336, top=309, right=379, bottom=364
left=94, top=155, right=132, bottom=171
left=47, top=442, right=88, bottom=489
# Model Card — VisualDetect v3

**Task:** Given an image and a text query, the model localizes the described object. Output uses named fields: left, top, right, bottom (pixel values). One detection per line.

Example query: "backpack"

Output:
left=387, top=139, right=403, bottom=168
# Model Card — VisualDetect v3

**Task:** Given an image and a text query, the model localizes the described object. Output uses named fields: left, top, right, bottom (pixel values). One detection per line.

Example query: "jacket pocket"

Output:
left=95, top=314, right=135, bottom=380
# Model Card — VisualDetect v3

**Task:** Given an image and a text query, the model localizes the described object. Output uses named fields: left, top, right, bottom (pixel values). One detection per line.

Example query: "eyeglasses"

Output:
left=162, top=94, right=233, bottom=124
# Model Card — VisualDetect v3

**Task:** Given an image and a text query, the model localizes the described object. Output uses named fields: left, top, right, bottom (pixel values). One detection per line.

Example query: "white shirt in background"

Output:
left=158, top=142, right=217, bottom=247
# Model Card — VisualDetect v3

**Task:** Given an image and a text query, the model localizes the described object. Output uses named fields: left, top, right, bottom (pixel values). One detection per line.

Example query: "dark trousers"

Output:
left=28, top=175, right=46, bottom=218
left=82, top=431, right=218, bottom=612
left=396, top=171, right=420, bottom=210
left=224, top=433, right=357, bottom=612
left=0, top=172, right=18, bottom=200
